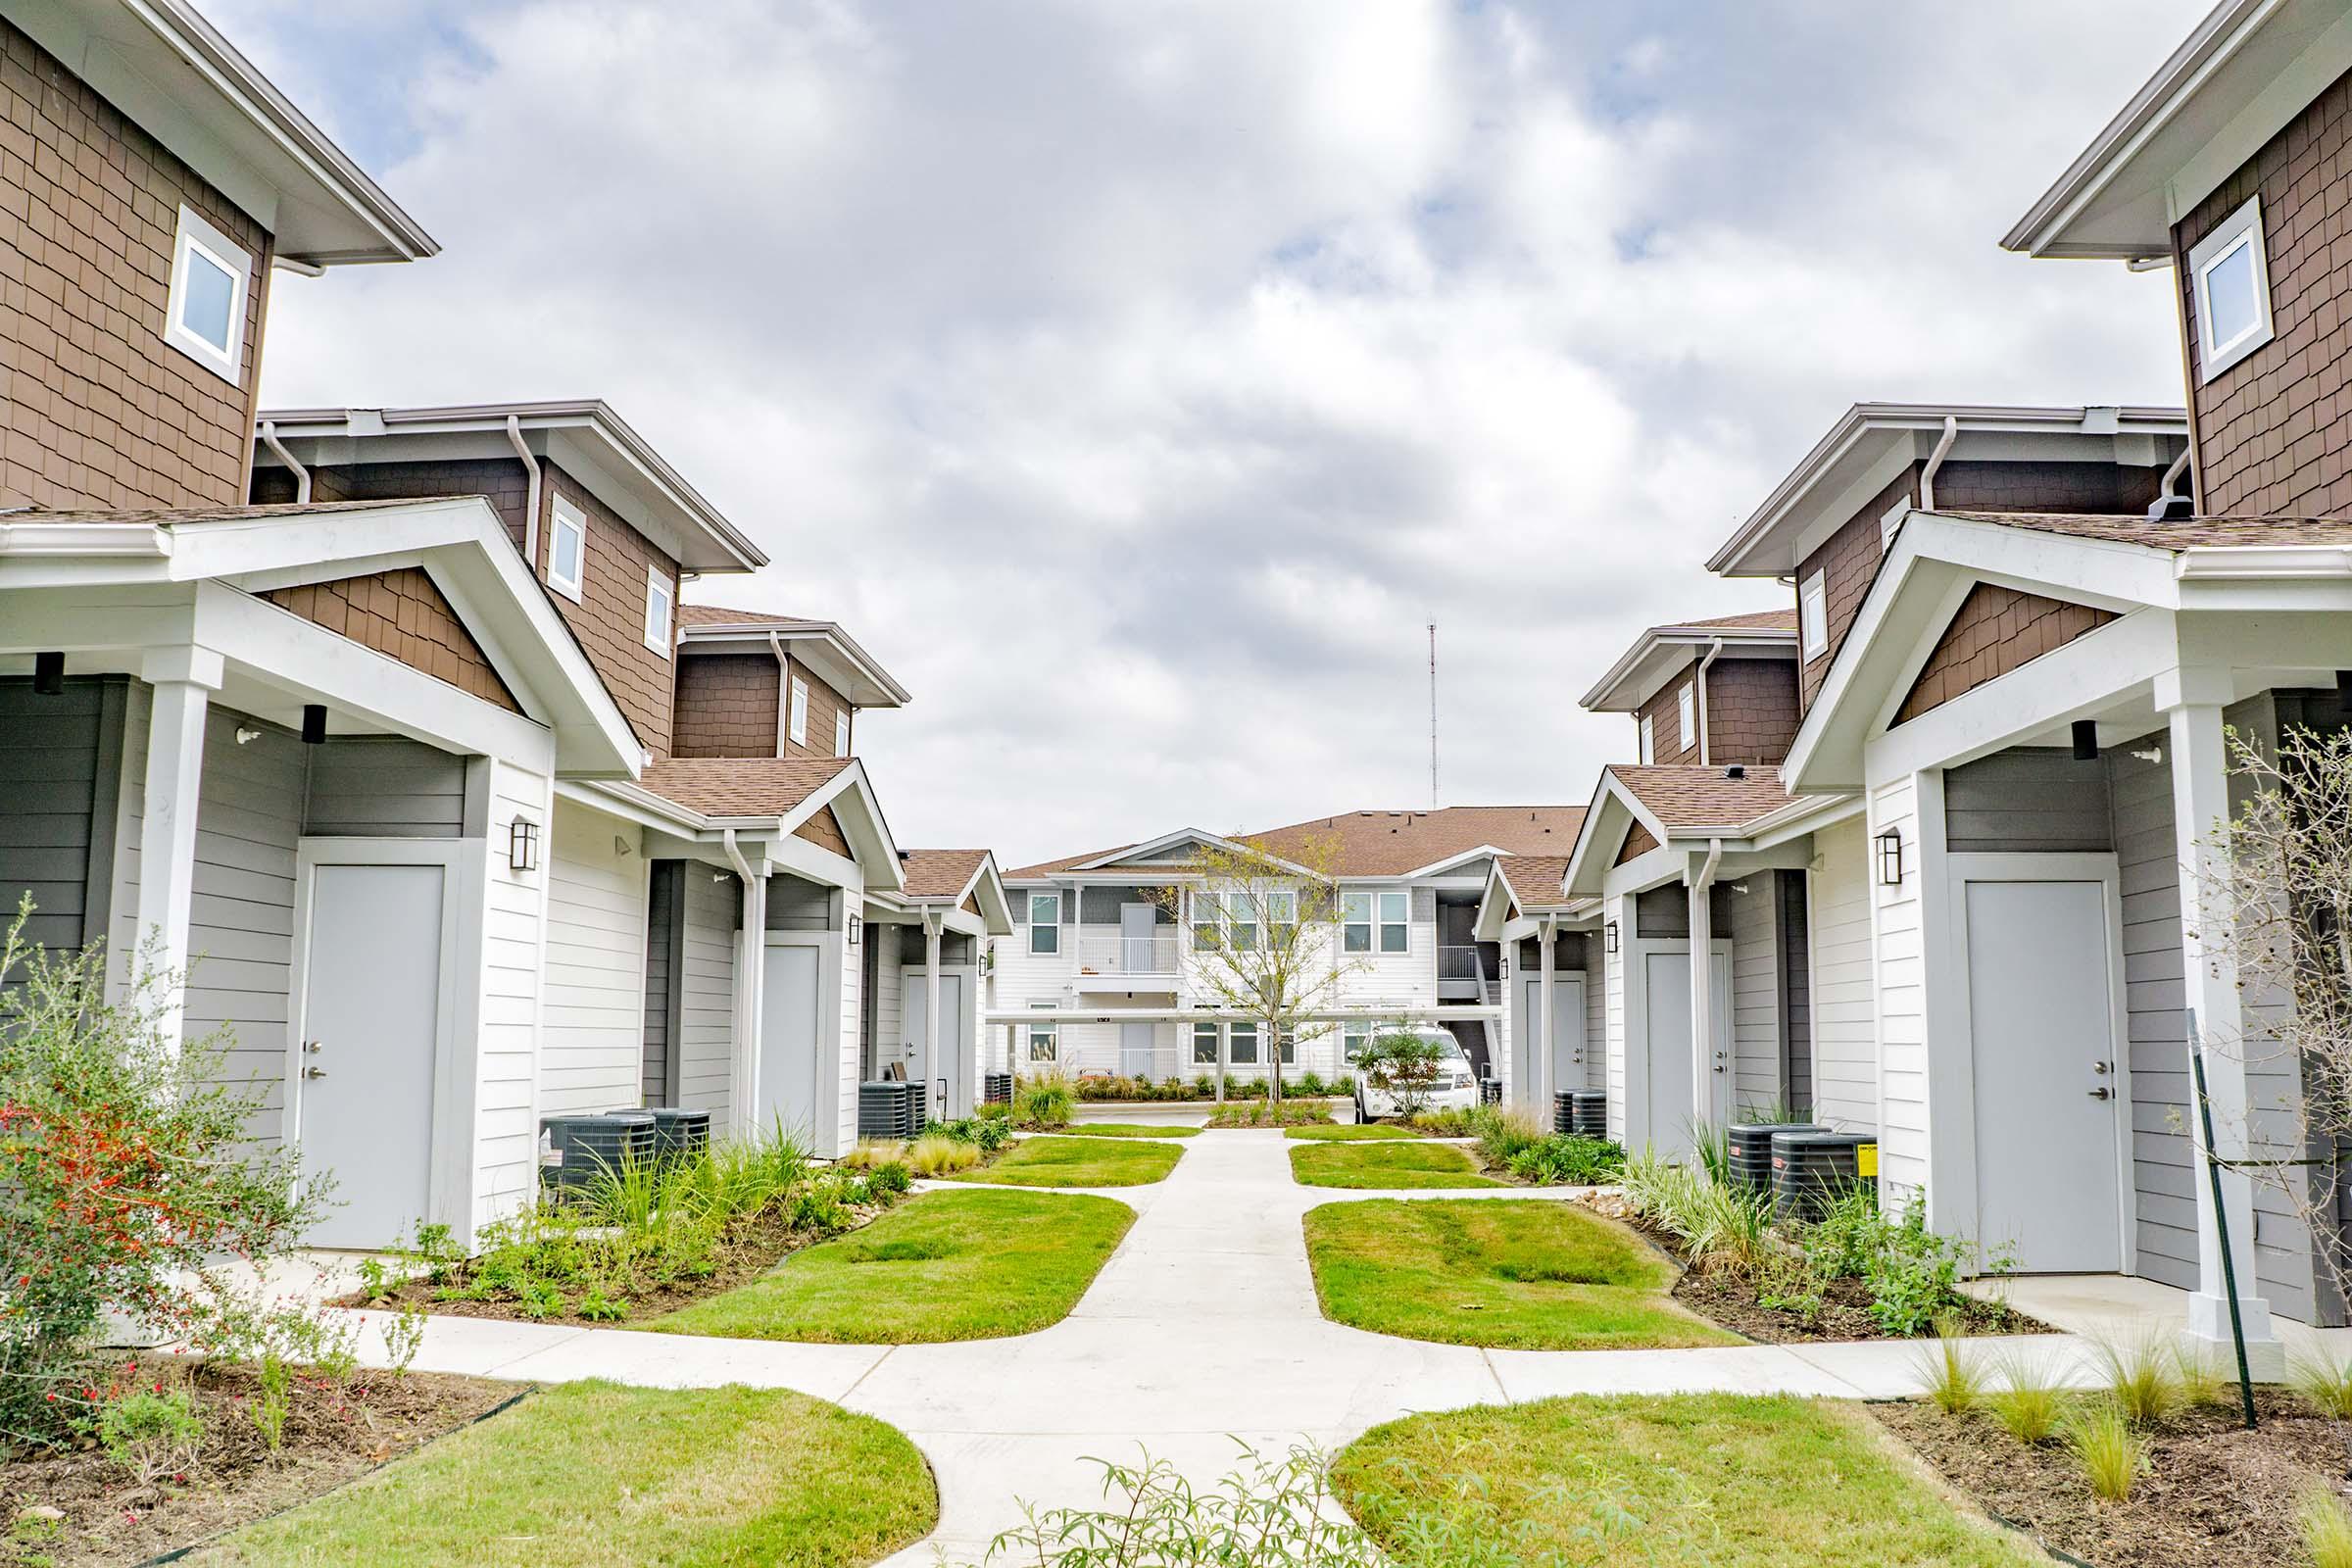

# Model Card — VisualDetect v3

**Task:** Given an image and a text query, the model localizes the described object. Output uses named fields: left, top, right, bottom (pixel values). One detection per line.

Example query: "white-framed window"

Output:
left=1638, top=712, right=1655, bottom=764
left=1227, top=894, right=1257, bottom=953
left=1192, top=890, right=1222, bottom=952
left=789, top=677, right=809, bottom=746
left=1193, top=1021, right=1220, bottom=1065
left=1266, top=888, right=1297, bottom=949
left=643, top=567, right=673, bottom=656
left=2190, top=195, right=2275, bottom=384
left=833, top=709, right=851, bottom=758
left=1341, top=891, right=1372, bottom=953
left=1343, top=1022, right=1370, bottom=1063
left=1799, top=571, right=1828, bottom=662
left=164, top=206, right=249, bottom=385
left=1277, top=1029, right=1298, bottom=1066
left=546, top=497, right=587, bottom=603
left=1028, top=892, right=1060, bottom=955
left=1676, top=682, right=1694, bottom=752
left=1027, top=1004, right=1059, bottom=1064
left=1229, top=1021, right=1260, bottom=1065
left=1377, top=891, right=1408, bottom=954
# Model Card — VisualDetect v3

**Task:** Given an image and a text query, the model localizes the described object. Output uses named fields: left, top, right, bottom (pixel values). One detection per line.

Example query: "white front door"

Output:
left=1120, top=903, right=1157, bottom=971
left=1517, top=974, right=1588, bottom=1094
left=760, top=942, right=823, bottom=1142
left=296, top=861, right=445, bottom=1250
left=1642, top=946, right=1731, bottom=1157
left=903, top=969, right=969, bottom=1116
left=1964, top=880, right=2124, bottom=1273
left=1119, top=1018, right=1154, bottom=1077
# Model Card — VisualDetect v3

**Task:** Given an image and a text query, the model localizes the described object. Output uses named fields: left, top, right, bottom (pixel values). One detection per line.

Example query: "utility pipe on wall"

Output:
left=508, top=415, right=543, bottom=571
left=1689, top=839, right=1724, bottom=1134
left=769, top=630, right=791, bottom=755
left=1537, top=913, right=1557, bottom=1116
left=259, top=420, right=309, bottom=503
left=922, top=909, right=945, bottom=1116
left=1693, top=636, right=1725, bottom=766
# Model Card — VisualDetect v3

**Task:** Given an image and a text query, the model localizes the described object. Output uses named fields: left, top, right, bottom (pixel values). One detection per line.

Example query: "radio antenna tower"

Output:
left=1428, top=620, right=1439, bottom=809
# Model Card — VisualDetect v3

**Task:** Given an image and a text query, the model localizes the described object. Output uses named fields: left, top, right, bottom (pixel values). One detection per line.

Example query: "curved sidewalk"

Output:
left=347, top=1130, right=2107, bottom=1563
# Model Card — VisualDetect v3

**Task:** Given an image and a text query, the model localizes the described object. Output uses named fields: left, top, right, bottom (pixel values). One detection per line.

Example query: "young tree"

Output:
left=1357, top=1027, right=1446, bottom=1121
left=1159, top=835, right=1366, bottom=1105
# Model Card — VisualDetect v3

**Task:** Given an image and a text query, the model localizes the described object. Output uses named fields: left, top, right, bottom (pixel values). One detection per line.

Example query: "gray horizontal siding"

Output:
left=304, top=736, right=466, bottom=838
left=1944, top=747, right=2113, bottom=853
left=0, top=678, right=114, bottom=966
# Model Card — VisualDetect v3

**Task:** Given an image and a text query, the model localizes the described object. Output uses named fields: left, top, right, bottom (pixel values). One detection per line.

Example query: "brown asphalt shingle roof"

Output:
left=898, top=849, right=989, bottom=899
left=1005, top=805, right=1587, bottom=881
left=1936, top=511, right=2352, bottom=550
left=1668, top=608, right=1798, bottom=632
left=678, top=605, right=822, bottom=628
left=1495, top=855, right=1573, bottom=909
left=637, top=756, right=854, bottom=817
left=1606, top=764, right=1795, bottom=832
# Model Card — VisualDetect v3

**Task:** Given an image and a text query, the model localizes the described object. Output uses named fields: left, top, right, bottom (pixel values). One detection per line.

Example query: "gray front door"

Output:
left=1120, top=902, right=1157, bottom=971
left=1642, top=947, right=1731, bottom=1157
left=1518, top=974, right=1587, bottom=1096
left=297, top=862, right=444, bottom=1249
left=1120, top=1018, right=1155, bottom=1076
left=904, top=970, right=968, bottom=1117
left=760, top=943, right=823, bottom=1142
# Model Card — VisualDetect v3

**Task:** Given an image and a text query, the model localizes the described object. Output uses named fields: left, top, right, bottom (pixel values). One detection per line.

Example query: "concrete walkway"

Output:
left=336, top=1131, right=2205, bottom=1563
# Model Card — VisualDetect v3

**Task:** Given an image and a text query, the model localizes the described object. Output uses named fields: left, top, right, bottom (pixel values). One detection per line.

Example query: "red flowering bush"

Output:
left=0, top=897, right=322, bottom=1446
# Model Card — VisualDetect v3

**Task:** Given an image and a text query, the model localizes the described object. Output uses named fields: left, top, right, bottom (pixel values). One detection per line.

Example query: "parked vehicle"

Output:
left=1354, top=1029, right=1479, bottom=1122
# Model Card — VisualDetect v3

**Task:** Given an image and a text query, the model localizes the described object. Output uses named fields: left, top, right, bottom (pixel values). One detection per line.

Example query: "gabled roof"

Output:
left=891, top=849, right=1012, bottom=934
left=14, top=0, right=435, bottom=264
left=2004, top=0, right=2351, bottom=260
left=1706, top=403, right=2187, bottom=578
left=254, top=402, right=765, bottom=573
left=1004, top=806, right=1587, bottom=881
left=676, top=604, right=911, bottom=708
left=1495, top=855, right=1574, bottom=910
left=637, top=756, right=857, bottom=817
left=1605, top=765, right=1796, bottom=832
left=1580, top=608, right=1799, bottom=712
left=1936, top=510, right=2352, bottom=550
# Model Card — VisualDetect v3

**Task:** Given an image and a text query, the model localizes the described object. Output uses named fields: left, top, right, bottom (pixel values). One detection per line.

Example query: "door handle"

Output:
left=303, top=1040, right=322, bottom=1054
left=303, top=1065, right=327, bottom=1080
left=2086, top=1086, right=2112, bottom=1100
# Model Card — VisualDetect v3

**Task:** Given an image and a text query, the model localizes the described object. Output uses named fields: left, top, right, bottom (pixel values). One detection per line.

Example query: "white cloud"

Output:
left=238, top=0, right=2205, bottom=865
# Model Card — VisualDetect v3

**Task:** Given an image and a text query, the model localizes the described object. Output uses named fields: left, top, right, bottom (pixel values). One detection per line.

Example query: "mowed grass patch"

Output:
left=196, top=1381, right=935, bottom=1568
left=1289, top=1140, right=1499, bottom=1189
left=1285, top=1122, right=1419, bottom=1141
left=1334, top=1395, right=2037, bottom=1567
left=652, top=1189, right=1130, bottom=1342
left=949, top=1134, right=1182, bottom=1187
left=1053, top=1122, right=1201, bottom=1139
left=1304, top=1199, right=1736, bottom=1349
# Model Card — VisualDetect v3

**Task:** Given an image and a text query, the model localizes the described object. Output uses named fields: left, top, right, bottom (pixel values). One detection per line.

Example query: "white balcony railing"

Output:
left=1073, top=931, right=1183, bottom=976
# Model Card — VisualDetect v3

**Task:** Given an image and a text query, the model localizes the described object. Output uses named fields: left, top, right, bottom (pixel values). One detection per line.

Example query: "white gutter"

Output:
left=259, top=419, right=310, bottom=503
left=1917, top=415, right=1959, bottom=513
left=508, top=415, right=542, bottom=570
left=0, top=522, right=171, bottom=557
left=1693, top=636, right=1724, bottom=765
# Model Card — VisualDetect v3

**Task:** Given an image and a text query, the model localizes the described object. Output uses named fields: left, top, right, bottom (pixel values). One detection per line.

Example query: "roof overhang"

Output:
left=583, top=758, right=904, bottom=891
left=0, top=498, right=641, bottom=775
left=870, top=853, right=1013, bottom=936
left=680, top=619, right=911, bottom=708
left=2004, top=0, right=2352, bottom=260
left=1580, top=624, right=1799, bottom=711
left=10, top=0, right=434, bottom=264
left=1707, top=404, right=2188, bottom=578
left=253, top=402, right=764, bottom=573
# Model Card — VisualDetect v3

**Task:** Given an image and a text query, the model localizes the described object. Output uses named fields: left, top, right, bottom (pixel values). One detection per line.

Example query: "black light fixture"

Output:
left=848, top=913, right=862, bottom=947
left=2071, top=718, right=2099, bottom=761
left=1876, top=827, right=1904, bottom=887
left=300, top=704, right=328, bottom=745
left=31, top=651, right=64, bottom=696
left=1603, top=921, right=1620, bottom=955
left=2337, top=669, right=2352, bottom=709
left=508, top=816, right=540, bottom=874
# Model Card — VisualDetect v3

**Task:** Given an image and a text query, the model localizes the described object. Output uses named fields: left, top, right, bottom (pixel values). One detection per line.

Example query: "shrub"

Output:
left=1989, top=1351, right=2063, bottom=1444
left=1852, top=1197, right=1973, bottom=1336
left=1016, top=1068, right=1075, bottom=1129
left=1469, top=1106, right=1545, bottom=1162
left=990, top=1444, right=1379, bottom=1566
left=1753, top=1252, right=1823, bottom=1327
left=928, top=1114, right=1012, bottom=1153
left=2301, top=1488, right=2352, bottom=1568
left=2066, top=1403, right=2148, bottom=1502
left=1408, top=1106, right=1482, bottom=1138
left=1206, top=1099, right=1333, bottom=1129
left=1621, top=1152, right=1773, bottom=1275
left=0, top=901, right=321, bottom=1446
left=1503, top=1135, right=1623, bottom=1186
left=95, top=1382, right=203, bottom=1490
left=1356, top=1031, right=1446, bottom=1121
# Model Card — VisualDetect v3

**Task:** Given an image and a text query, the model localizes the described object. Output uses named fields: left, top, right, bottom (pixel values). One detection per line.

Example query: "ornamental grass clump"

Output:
left=2300, top=1488, right=2352, bottom=1568
left=2066, top=1402, right=2149, bottom=1502
left=2293, top=1348, right=2352, bottom=1420
left=904, top=1133, right=979, bottom=1177
left=1015, top=1068, right=1075, bottom=1130
left=1988, top=1350, right=2064, bottom=1444
left=2094, top=1332, right=2181, bottom=1425
left=1914, top=1322, right=1984, bottom=1415
left=0, top=898, right=323, bottom=1447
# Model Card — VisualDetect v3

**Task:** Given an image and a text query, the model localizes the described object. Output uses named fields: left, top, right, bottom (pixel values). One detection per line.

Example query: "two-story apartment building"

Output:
left=994, top=807, right=1582, bottom=1095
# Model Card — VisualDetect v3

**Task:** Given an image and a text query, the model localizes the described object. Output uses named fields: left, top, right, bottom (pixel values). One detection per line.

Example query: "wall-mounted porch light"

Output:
left=509, top=816, right=541, bottom=874
left=1602, top=921, right=1620, bottom=955
left=301, top=704, right=327, bottom=745
left=1875, top=827, right=1904, bottom=887
left=2071, top=718, right=2099, bottom=761
left=31, top=652, right=64, bottom=696
left=848, top=913, right=862, bottom=946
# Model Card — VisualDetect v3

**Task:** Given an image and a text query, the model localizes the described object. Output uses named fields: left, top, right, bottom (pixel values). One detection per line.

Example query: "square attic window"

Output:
left=2190, top=196, right=2274, bottom=384
left=165, top=207, right=250, bottom=385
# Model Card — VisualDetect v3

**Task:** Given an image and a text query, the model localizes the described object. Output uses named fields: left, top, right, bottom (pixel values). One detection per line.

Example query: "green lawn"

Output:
left=1053, top=1121, right=1202, bottom=1139
left=1289, top=1140, right=1499, bottom=1188
left=1333, top=1395, right=2037, bottom=1566
left=949, top=1134, right=1183, bottom=1187
left=196, top=1381, right=935, bottom=1567
left=1304, top=1199, right=1736, bottom=1349
left=652, top=1190, right=1131, bottom=1342
left=1285, top=1122, right=1418, bottom=1141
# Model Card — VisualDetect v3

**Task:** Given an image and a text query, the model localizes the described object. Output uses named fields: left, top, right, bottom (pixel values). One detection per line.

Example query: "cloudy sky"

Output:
left=219, top=0, right=2204, bottom=867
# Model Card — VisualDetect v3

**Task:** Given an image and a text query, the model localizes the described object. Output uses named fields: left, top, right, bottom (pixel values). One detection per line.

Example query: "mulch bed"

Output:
left=1875, top=1390, right=2348, bottom=1567
left=340, top=1199, right=894, bottom=1330
left=2, top=1356, right=514, bottom=1567
left=1579, top=1192, right=2050, bottom=1345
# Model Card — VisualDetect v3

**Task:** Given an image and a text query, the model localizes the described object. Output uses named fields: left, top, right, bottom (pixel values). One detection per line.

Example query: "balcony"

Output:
left=1437, top=944, right=1494, bottom=1003
left=1072, top=931, right=1183, bottom=992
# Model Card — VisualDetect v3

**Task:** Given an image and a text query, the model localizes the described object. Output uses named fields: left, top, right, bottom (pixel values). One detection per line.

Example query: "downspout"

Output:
left=508, top=415, right=542, bottom=570
left=2148, top=446, right=2193, bottom=519
left=922, top=908, right=945, bottom=1117
left=259, top=420, right=310, bottom=504
left=1693, top=636, right=1724, bottom=766
left=1916, top=415, right=1959, bottom=513
left=1689, top=838, right=1723, bottom=1134
left=769, top=630, right=791, bottom=755
left=722, top=828, right=763, bottom=1139
left=1537, top=912, right=1557, bottom=1116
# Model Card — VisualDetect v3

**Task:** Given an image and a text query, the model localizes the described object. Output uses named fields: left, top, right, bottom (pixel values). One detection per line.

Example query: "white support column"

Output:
left=734, top=867, right=768, bottom=1140
left=1537, top=914, right=1557, bottom=1119
left=922, top=910, right=944, bottom=1115
left=135, top=648, right=221, bottom=1054
left=1689, top=866, right=1715, bottom=1132
left=2163, top=684, right=2281, bottom=1369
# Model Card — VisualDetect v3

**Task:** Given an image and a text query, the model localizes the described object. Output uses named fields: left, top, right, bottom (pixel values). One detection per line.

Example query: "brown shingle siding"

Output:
left=532, top=464, right=678, bottom=754
left=673, top=653, right=781, bottom=757
left=1704, top=659, right=1799, bottom=765
left=1892, top=584, right=2116, bottom=725
left=783, top=660, right=852, bottom=760
left=1, top=18, right=272, bottom=512
left=794, top=806, right=851, bottom=857
left=1796, top=468, right=1913, bottom=713
left=264, top=567, right=523, bottom=713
